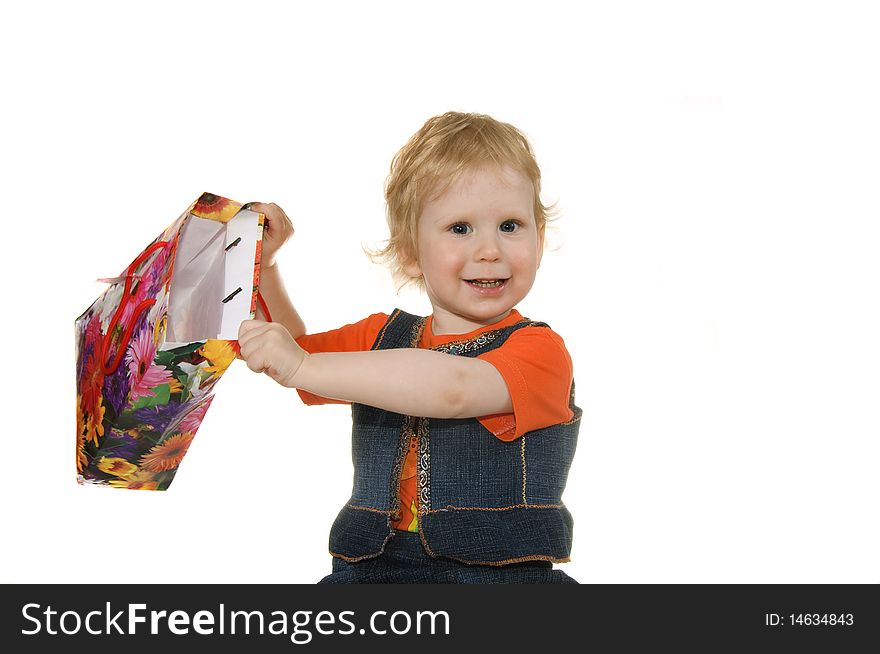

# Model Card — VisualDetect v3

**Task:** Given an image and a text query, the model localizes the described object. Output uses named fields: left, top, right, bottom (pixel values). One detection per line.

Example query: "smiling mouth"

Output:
left=465, top=278, right=509, bottom=288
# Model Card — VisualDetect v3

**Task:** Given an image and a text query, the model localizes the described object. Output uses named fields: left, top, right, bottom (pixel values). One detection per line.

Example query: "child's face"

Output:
left=405, top=165, right=544, bottom=334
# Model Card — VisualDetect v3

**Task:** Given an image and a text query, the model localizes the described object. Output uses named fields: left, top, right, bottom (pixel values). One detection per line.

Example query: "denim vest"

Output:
left=329, top=309, right=581, bottom=566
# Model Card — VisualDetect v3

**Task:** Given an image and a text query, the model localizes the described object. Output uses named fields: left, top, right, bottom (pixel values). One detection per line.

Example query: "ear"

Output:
left=402, top=252, right=422, bottom=279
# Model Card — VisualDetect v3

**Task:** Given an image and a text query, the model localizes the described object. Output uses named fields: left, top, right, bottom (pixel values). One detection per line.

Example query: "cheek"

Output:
left=509, top=248, right=539, bottom=272
left=425, top=248, right=464, bottom=275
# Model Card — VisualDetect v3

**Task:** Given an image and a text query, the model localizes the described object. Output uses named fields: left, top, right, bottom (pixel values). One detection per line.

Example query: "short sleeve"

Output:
left=476, top=327, right=574, bottom=441
left=294, top=312, right=388, bottom=405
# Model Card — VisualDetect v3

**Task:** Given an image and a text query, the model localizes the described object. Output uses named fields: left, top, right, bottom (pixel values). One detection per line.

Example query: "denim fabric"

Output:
left=329, top=309, right=582, bottom=567
left=328, top=505, right=395, bottom=562
left=349, top=403, right=404, bottom=508
left=420, top=505, right=574, bottom=564
left=320, top=532, right=578, bottom=584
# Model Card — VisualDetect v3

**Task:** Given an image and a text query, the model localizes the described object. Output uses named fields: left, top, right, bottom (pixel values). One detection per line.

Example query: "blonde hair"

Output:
left=368, top=111, right=556, bottom=290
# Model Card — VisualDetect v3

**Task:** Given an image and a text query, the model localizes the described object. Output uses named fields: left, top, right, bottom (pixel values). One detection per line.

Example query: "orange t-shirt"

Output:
left=295, top=310, right=574, bottom=532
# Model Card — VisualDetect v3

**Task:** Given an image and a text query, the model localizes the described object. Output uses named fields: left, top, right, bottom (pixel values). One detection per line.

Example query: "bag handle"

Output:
left=101, top=240, right=169, bottom=375
left=256, top=291, right=272, bottom=322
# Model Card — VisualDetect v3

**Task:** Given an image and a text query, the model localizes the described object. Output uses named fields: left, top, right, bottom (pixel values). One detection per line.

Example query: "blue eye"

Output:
left=500, top=220, right=520, bottom=233
left=450, top=223, right=471, bottom=235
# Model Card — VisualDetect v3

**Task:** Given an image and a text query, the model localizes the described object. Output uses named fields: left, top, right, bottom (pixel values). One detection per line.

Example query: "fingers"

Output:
left=239, top=319, right=292, bottom=337
left=238, top=320, right=276, bottom=350
left=238, top=318, right=268, bottom=337
left=246, top=204, right=294, bottom=272
left=236, top=320, right=303, bottom=387
left=247, top=202, right=292, bottom=224
left=237, top=324, right=275, bottom=375
left=252, top=203, right=294, bottom=235
left=246, top=201, right=270, bottom=214
left=242, top=350, right=269, bottom=374
left=235, top=319, right=260, bottom=360
left=237, top=320, right=293, bottom=357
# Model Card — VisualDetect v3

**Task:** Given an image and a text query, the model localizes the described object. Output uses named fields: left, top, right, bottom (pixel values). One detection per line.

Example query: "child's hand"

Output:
left=246, top=202, right=293, bottom=268
left=238, top=319, right=308, bottom=388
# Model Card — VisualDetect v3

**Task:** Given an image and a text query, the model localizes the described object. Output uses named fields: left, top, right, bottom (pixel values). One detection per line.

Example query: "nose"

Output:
left=474, top=230, right=501, bottom=262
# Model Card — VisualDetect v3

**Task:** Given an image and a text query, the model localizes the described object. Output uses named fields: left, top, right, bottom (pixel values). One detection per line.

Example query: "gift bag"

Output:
left=75, top=192, right=269, bottom=490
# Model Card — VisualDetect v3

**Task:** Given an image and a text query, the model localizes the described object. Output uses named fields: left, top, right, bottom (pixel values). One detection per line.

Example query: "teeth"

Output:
left=468, top=279, right=504, bottom=288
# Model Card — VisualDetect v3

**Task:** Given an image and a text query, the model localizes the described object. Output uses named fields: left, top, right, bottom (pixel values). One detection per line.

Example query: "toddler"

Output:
left=239, top=111, right=581, bottom=583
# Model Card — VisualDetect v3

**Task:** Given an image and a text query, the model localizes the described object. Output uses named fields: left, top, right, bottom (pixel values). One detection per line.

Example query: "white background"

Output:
left=1, top=0, right=878, bottom=584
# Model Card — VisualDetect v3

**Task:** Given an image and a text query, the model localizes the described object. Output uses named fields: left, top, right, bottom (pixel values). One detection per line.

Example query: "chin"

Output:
left=466, top=306, right=515, bottom=323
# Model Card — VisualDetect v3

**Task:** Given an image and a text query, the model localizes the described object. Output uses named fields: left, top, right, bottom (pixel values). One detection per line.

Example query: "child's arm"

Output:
left=258, top=262, right=306, bottom=339
left=238, top=320, right=512, bottom=419
left=249, top=201, right=306, bottom=339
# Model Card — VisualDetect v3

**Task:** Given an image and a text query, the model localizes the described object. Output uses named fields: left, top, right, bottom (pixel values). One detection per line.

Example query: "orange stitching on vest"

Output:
left=329, top=550, right=381, bottom=563
left=431, top=553, right=571, bottom=567
left=345, top=503, right=393, bottom=515
left=373, top=308, right=402, bottom=350
left=329, top=530, right=395, bottom=563
left=407, top=541, right=571, bottom=566
left=418, top=528, right=438, bottom=558
left=422, top=503, right=563, bottom=512
left=333, top=543, right=571, bottom=566
left=521, top=436, right=527, bottom=504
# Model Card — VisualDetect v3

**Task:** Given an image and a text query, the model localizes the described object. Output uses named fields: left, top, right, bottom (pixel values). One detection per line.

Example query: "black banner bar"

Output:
left=1, top=584, right=876, bottom=651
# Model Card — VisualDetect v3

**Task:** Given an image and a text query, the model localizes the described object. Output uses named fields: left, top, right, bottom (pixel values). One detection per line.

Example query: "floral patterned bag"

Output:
left=75, top=192, right=268, bottom=490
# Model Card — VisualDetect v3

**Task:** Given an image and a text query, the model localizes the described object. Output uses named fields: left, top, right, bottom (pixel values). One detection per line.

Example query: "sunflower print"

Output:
left=190, top=192, right=241, bottom=223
